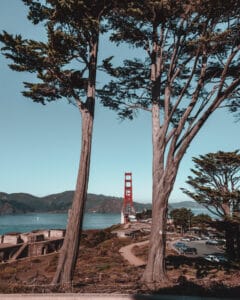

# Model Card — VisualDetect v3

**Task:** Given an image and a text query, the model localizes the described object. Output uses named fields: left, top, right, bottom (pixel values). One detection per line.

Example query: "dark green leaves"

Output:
left=170, top=208, right=194, bottom=231
left=0, top=0, right=116, bottom=106
left=98, top=58, right=151, bottom=119
left=0, top=31, right=47, bottom=73
left=182, top=150, right=240, bottom=218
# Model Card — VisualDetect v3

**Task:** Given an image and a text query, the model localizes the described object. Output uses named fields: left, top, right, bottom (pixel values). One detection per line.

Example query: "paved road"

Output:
left=177, top=240, right=224, bottom=257
left=119, top=239, right=223, bottom=267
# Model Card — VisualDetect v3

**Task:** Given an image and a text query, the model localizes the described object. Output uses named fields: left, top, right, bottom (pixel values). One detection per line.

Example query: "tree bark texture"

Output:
left=236, top=224, right=240, bottom=260
left=52, top=38, right=98, bottom=287
left=225, top=225, right=235, bottom=260
left=140, top=6, right=240, bottom=290
left=142, top=103, right=178, bottom=289
left=52, top=105, right=94, bottom=286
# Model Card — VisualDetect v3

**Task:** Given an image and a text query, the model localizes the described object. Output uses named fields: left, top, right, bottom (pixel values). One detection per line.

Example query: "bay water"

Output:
left=0, top=213, right=121, bottom=235
left=0, top=208, right=213, bottom=235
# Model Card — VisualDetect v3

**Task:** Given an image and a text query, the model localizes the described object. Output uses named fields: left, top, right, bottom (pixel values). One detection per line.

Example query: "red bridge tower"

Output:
left=121, top=172, right=136, bottom=224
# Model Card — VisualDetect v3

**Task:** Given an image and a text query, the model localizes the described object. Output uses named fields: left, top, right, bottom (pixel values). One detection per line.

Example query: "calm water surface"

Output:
left=0, top=213, right=121, bottom=235
left=0, top=208, right=213, bottom=235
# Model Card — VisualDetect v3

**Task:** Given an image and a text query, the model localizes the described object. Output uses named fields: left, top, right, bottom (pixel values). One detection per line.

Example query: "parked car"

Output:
left=216, top=239, right=225, bottom=246
left=174, top=242, right=187, bottom=248
left=193, top=236, right=202, bottom=240
left=201, top=236, right=210, bottom=240
left=206, top=239, right=219, bottom=245
left=183, top=247, right=197, bottom=255
left=187, top=236, right=200, bottom=241
left=204, top=254, right=219, bottom=262
left=181, top=237, right=191, bottom=242
left=204, top=254, right=228, bottom=263
left=214, top=253, right=228, bottom=263
left=174, top=242, right=188, bottom=253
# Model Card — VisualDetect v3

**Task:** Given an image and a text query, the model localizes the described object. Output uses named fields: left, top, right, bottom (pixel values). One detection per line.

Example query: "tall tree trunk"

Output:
left=236, top=223, right=240, bottom=260
left=225, top=221, right=235, bottom=260
left=142, top=103, right=176, bottom=289
left=52, top=37, right=98, bottom=287
left=141, top=186, right=170, bottom=289
left=52, top=103, right=94, bottom=286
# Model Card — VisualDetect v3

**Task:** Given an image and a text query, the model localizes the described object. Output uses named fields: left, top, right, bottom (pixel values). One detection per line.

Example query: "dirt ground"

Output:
left=0, top=226, right=239, bottom=297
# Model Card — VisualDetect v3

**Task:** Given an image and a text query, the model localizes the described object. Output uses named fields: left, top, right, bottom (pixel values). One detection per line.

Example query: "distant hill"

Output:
left=0, top=191, right=203, bottom=215
left=0, top=191, right=152, bottom=215
left=170, top=201, right=204, bottom=210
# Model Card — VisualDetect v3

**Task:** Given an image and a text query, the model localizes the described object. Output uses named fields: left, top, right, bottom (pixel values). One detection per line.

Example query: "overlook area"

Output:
left=0, top=223, right=239, bottom=297
left=0, top=0, right=240, bottom=296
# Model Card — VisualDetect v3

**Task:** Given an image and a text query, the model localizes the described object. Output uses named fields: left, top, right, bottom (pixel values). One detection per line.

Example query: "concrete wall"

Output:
left=27, top=234, right=45, bottom=243
left=42, top=230, right=50, bottom=239
left=3, top=234, right=21, bottom=244
left=50, top=229, right=65, bottom=238
left=1, top=229, right=65, bottom=245
left=20, top=233, right=29, bottom=243
left=29, top=243, right=45, bottom=257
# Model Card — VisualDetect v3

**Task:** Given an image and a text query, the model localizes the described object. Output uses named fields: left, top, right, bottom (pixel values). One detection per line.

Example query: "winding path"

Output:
left=119, top=240, right=149, bottom=266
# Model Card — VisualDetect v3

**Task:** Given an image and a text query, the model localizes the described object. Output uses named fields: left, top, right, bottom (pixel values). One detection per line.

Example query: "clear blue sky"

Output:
left=0, top=1, right=239, bottom=203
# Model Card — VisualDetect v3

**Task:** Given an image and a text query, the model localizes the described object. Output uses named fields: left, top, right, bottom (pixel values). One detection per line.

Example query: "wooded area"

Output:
left=1, top=0, right=240, bottom=290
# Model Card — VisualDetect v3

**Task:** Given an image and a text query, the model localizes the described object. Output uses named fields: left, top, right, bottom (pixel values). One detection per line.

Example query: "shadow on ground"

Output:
left=166, top=254, right=236, bottom=279
left=129, top=255, right=240, bottom=299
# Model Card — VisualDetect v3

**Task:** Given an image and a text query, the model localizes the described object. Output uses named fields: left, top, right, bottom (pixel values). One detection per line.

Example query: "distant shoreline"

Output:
left=0, top=190, right=205, bottom=216
left=0, top=212, right=121, bottom=235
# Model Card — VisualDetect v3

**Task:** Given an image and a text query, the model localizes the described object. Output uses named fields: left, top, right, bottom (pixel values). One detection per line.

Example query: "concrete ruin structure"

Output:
left=0, top=229, right=65, bottom=262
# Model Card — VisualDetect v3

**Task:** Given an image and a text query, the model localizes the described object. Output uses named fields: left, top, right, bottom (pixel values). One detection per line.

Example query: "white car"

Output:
left=181, top=237, right=191, bottom=242
left=206, top=239, right=219, bottom=245
left=204, top=254, right=219, bottom=262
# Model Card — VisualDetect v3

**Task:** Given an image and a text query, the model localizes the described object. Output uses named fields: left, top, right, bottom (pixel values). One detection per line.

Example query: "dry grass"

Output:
left=0, top=228, right=239, bottom=296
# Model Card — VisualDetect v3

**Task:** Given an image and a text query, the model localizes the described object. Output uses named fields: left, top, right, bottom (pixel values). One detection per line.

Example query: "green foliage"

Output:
left=0, top=0, right=113, bottom=106
left=191, top=213, right=212, bottom=228
left=98, top=58, right=151, bottom=119
left=170, top=207, right=194, bottom=231
left=212, top=218, right=240, bottom=260
left=99, top=0, right=240, bottom=128
left=182, top=150, right=240, bottom=219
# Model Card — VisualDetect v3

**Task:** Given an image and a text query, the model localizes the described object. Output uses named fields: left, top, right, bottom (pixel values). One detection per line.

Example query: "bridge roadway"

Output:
left=0, top=294, right=236, bottom=300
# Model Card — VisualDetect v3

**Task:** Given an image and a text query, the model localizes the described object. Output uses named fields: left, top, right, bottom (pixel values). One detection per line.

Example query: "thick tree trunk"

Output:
left=225, top=222, right=235, bottom=260
left=236, top=224, right=240, bottom=260
left=142, top=103, right=177, bottom=289
left=52, top=104, right=94, bottom=286
left=52, top=36, right=98, bottom=287
left=141, top=187, right=170, bottom=289
left=223, top=219, right=237, bottom=260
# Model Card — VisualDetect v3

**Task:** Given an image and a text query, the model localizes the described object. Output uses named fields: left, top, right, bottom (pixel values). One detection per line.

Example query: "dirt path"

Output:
left=119, top=240, right=149, bottom=266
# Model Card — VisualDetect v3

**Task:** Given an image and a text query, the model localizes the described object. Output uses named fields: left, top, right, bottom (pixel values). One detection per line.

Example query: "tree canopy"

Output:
left=182, top=150, right=240, bottom=260
left=182, top=150, right=240, bottom=218
left=0, top=0, right=116, bottom=286
left=170, top=207, right=194, bottom=232
left=100, top=0, right=240, bottom=128
left=1, top=0, right=240, bottom=289
left=192, top=213, right=212, bottom=227
left=0, top=0, right=111, bottom=107
left=99, top=0, right=240, bottom=287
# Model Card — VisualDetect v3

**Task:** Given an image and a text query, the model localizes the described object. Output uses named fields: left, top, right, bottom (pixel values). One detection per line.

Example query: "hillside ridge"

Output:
left=0, top=191, right=203, bottom=215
